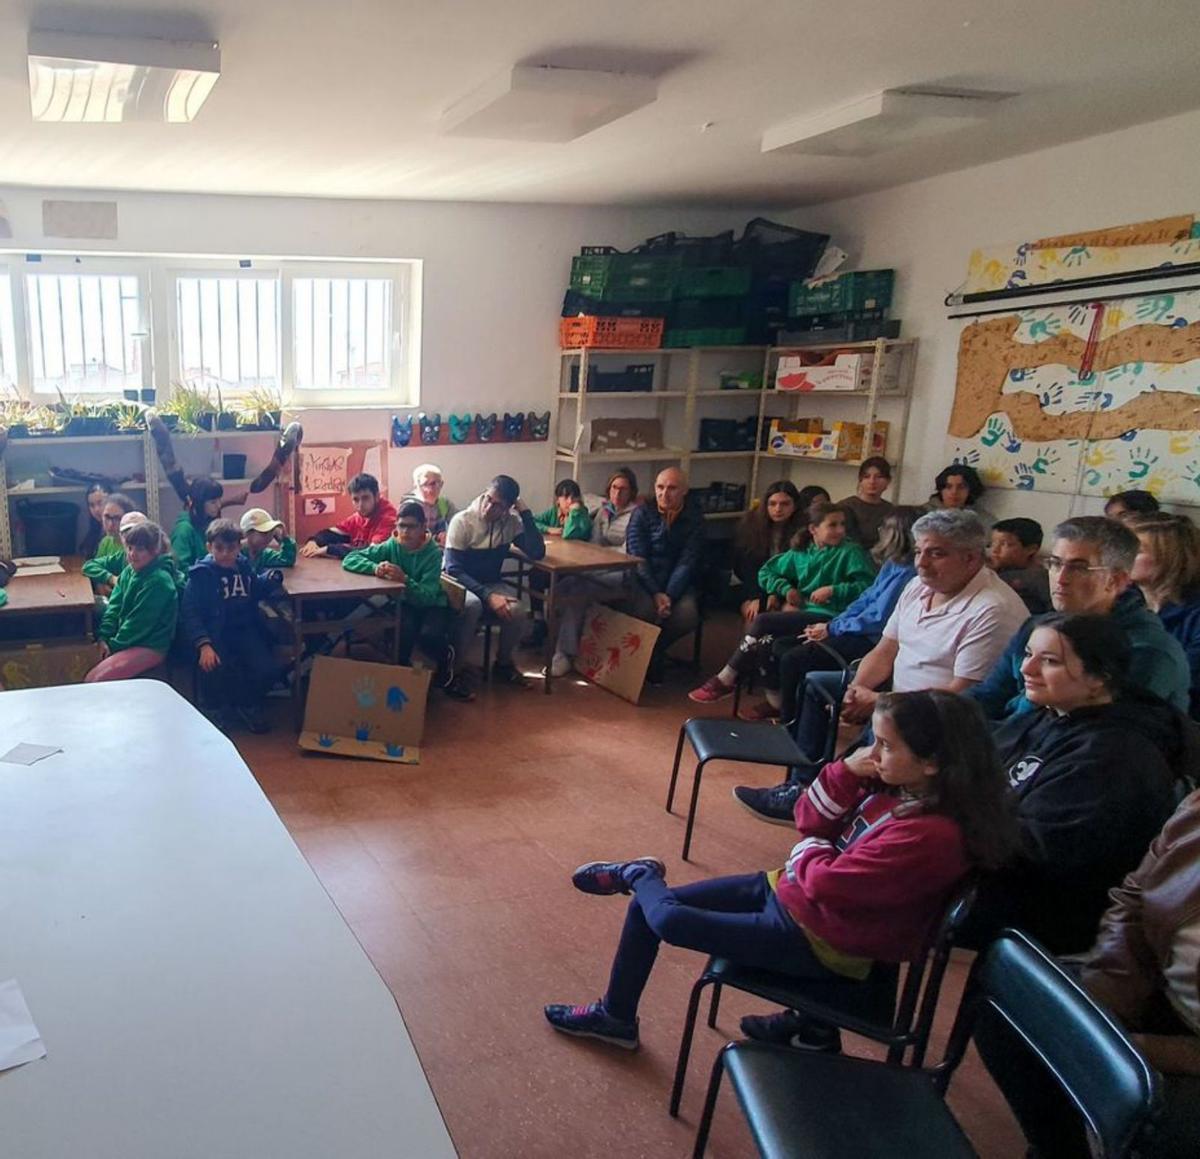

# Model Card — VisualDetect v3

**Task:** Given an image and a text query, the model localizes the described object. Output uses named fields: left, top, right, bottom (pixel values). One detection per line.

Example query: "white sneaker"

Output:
left=550, top=651, right=573, bottom=677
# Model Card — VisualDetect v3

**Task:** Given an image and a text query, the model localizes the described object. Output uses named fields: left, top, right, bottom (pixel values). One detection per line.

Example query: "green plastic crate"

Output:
left=788, top=269, right=895, bottom=317
left=570, top=252, right=682, bottom=302
left=675, top=266, right=752, bottom=299
left=663, top=327, right=748, bottom=348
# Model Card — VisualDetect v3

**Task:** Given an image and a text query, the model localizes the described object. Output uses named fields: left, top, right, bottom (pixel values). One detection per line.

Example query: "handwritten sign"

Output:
left=300, top=446, right=350, bottom=495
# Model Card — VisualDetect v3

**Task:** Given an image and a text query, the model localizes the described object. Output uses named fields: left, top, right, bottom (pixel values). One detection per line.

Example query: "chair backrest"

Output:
left=943, top=930, right=1160, bottom=1158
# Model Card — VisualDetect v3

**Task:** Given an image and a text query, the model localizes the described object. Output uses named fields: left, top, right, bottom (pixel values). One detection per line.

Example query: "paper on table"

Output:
left=12, top=563, right=66, bottom=576
left=0, top=742, right=63, bottom=765
left=13, top=556, right=61, bottom=567
left=0, top=979, right=46, bottom=1072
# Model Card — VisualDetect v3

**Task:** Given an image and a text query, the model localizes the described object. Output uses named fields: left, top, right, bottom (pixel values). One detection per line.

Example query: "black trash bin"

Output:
left=17, top=500, right=80, bottom=556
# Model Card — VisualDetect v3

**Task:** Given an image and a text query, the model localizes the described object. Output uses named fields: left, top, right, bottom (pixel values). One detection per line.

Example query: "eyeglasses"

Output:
left=1046, top=557, right=1111, bottom=577
left=396, top=522, right=422, bottom=532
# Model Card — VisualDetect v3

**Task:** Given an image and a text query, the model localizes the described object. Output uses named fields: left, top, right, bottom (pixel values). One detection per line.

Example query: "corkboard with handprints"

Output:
left=947, top=289, right=1200, bottom=505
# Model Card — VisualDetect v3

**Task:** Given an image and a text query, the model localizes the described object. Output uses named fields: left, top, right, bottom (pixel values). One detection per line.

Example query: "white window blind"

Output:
left=292, top=276, right=393, bottom=394
left=175, top=275, right=280, bottom=399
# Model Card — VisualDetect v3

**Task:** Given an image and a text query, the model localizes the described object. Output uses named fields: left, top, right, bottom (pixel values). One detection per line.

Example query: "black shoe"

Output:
left=644, top=654, right=665, bottom=686
left=442, top=673, right=476, bottom=702
left=491, top=662, right=531, bottom=689
left=732, top=781, right=802, bottom=825
left=237, top=704, right=271, bottom=735
left=740, top=1010, right=842, bottom=1053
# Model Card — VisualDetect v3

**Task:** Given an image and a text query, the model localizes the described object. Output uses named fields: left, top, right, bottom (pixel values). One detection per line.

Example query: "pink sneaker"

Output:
left=738, top=700, right=781, bottom=722
left=688, top=676, right=734, bottom=703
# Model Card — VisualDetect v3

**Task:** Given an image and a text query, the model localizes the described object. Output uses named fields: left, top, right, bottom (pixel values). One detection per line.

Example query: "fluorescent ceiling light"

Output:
left=440, top=65, right=656, bottom=142
left=762, top=88, right=1013, bottom=158
left=28, top=30, right=220, bottom=123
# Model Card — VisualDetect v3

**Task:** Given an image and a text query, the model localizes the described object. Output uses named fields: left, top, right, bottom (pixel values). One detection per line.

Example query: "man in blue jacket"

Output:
left=969, top=516, right=1189, bottom=718
left=625, top=466, right=706, bottom=684
left=443, top=474, right=545, bottom=690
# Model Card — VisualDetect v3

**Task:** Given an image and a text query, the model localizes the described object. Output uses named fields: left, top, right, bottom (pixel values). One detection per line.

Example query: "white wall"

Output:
left=0, top=186, right=761, bottom=512
left=783, top=105, right=1200, bottom=525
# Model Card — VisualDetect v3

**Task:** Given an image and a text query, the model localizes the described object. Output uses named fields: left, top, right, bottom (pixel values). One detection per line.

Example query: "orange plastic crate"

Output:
left=560, top=315, right=665, bottom=349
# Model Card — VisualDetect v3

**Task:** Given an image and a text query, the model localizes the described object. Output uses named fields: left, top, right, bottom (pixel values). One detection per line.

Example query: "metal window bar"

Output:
left=292, top=276, right=392, bottom=392
left=175, top=276, right=279, bottom=396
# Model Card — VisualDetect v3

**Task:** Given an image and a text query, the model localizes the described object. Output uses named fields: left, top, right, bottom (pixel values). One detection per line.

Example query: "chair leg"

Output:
left=707, top=982, right=723, bottom=1029
left=665, top=724, right=688, bottom=813
left=682, top=759, right=707, bottom=861
left=691, top=618, right=704, bottom=672
left=670, top=975, right=713, bottom=1117
left=692, top=1044, right=730, bottom=1159
left=731, top=680, right=742, bottom=720
left=482, top=624, right=493, bottom=681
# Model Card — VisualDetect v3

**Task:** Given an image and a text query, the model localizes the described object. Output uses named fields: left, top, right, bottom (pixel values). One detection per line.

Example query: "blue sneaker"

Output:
left=544, top=1001, right=639, bottom=1050
left=571, top=857, right=665, bottom=896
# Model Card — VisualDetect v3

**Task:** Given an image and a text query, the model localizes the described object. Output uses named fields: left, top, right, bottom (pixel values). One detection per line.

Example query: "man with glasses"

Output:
left=734, top=509, right=1027, bottom=823
left=969, top=515, right=1189, bottom=718
left=443, top=474, right=545, bottom=690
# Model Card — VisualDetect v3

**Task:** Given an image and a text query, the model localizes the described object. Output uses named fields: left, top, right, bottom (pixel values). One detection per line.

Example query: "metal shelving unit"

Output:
left=551, top=337, right=917, bottom=521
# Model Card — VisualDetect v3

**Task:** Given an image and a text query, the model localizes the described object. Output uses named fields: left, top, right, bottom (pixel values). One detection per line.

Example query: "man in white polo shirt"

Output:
left=734, top=508, right=1028, bottom=824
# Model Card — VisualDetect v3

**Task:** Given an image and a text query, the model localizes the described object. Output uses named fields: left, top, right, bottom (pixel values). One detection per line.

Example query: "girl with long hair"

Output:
left=731, top=480, right=807, bottom=623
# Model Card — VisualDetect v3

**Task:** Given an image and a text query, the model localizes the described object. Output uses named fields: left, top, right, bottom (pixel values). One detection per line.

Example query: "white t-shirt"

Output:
left=882, top=566, right=1029, bottom=691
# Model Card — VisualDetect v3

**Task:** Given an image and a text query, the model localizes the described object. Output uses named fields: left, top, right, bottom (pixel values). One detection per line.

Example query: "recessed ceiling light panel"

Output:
left=440, top=65, right=656, bottom=143
left=28, top=30, right=220, bottom=123
left=762, top=88, right=1014, bottom=158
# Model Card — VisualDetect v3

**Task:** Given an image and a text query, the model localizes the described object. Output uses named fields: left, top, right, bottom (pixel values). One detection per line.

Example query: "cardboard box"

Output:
left=586, top=417, right=664, bottom=454
left=775, top=350, right=901, bottom=393
left=299, top=655, right=431, bottom=764
left=0, top=640, right=103, bottom=688
left=575, top=604, right=661, bottom=704
left=766, top=419, right=888, bottom=461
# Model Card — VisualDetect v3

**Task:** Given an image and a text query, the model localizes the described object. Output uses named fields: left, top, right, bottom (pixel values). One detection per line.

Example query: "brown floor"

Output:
left=234, top=613, right=1026, bottom=1158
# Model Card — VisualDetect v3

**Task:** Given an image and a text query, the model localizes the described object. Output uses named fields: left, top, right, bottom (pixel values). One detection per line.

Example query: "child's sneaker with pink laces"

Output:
left=544, top=1001, right=639, bottom=1049
left=687, top=676, right=734, bottom=703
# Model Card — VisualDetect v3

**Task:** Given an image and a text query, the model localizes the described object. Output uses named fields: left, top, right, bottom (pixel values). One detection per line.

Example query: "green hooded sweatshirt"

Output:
left=98, top=555, right=180, bottom=654
left=94, top=533, right=123, bottom=558
left=535, top=504, right=592, bottom=541
left=342, top=537, right=446, bottom=607
left=758, top=539, right=876, bottom=617
left=171, top=513, right=209, bottom=572
left=84, top=549, right=186, bottom=592
left=241, top=536, right=297, bottom=572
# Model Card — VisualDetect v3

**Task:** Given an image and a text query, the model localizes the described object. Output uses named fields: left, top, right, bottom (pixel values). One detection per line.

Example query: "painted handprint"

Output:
left=1079, top=390, right=1115, bottom=410
left=1027, top=316, right=1061, bottom=341
left=354, top=722, right=374, bottom=741
left=957, top=448, right=981, bottom=467
left=384, top=743, right=406, bottom=758
left=1084, top=444, right=1115, bottom=471
left=1037, top=383, right=1064, bottom=409
left=1062, top=246, right=1090, bottom=268
left=1185, top=460, right=1200, bottom=489
left=1135, top=294, right=1174, bottom=323
left=317, top=734, right=336, bottom=748
left=620, top=632, right=642, bottom=655
left=1015, top=243, right=1031, bottom=267
left=1005, top=269, right=1028, bottom=290
left=1008, top=367, right=1030, bottom=382
left=1118, top=429, right=1139, bottom=443
left=1168, top=433, right=1193, bottom=456
left=981, top=416, right=1007, bottom=447
left=1067, top=303, right=1091, bottom=326
left=1128, top=445, right=1160, bottom=481
left=1012, top=465, right=1036, bottom=491
left=1142, top=471, right=1173, bottom=498
left=352, top=677, right=377, bottom=709
left=1029, top=448, right=1061, bottom=475
left=386, top=685, right=409, bottom=713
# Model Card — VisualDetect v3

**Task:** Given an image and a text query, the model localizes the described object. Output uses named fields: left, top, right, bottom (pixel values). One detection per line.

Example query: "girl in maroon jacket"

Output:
left=545, top=690, right=1017, bottom=1050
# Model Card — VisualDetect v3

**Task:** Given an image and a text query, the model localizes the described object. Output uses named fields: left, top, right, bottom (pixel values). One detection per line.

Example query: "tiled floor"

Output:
left=235, top=614, right=1026, bottom=1157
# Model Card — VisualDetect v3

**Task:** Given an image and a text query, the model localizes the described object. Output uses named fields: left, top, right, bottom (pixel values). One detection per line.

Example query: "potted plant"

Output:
left=26, top=405, right=59, bottom=437
left=239, top=386, right=282, bottom=431
left=114, top=402, right=145, bottom=434
left=84, top=401, right=118, bottom=436
left=214, top=384, right=238, bottom=430
left=55, top=390, right=91, bottom=436
left=159, top=382, right=216, bottom=433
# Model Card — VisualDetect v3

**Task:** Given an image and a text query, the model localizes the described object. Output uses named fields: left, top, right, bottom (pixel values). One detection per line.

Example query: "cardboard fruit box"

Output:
left=775, top=350, right=902, bottom=393
left=766, top=419, right=888, bottom=461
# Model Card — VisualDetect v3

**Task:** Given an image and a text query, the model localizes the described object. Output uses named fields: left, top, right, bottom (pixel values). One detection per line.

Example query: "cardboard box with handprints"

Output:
left=299, top=655, right=430, bottom=764
left=575, top=604, right=661, bottom=704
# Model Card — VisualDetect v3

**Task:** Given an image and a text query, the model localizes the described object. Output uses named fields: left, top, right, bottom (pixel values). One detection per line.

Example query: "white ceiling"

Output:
left=2, top=0, right=1199, bottom=207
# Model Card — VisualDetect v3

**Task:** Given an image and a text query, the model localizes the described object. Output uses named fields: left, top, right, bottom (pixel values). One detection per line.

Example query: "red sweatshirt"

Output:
left=773, top=760, right=970, bottom=962
left=335, top=497, right=397, bottom=548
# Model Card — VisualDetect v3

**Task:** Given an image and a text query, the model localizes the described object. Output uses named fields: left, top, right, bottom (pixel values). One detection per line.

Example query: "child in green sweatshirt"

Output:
left=85, top=520, right=180, bottom=683
left=535, top=479, right=592, bottom=541
left=239, top=508, right=297, bottom=571
left=342, top=500, right=462, bottom=692
left=689, top=500, right=876, bottom=707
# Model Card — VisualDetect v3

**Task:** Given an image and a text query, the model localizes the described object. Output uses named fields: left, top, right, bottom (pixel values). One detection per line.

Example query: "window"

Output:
left=174, top=274, right=280, bottom=399
left=0, top=274, right=16, bottom=393
left=25, top=270, right=147, bottom=396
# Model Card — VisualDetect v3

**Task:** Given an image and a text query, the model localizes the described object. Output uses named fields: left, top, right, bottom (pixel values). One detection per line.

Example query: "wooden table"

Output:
left=0, top=682, right=455, bottom=1159
left=283, top=555, right=406, bottom=726
left=0, top=559, right=95, bottom=640
left=515, top=538, right=641, bottom=694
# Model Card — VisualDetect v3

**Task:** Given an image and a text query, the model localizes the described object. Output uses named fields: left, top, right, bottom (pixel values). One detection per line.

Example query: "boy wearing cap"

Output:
left=240, top=508, right=297, bottom=571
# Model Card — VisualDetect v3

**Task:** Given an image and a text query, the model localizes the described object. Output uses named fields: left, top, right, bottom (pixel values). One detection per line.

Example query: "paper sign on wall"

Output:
left=304, top=496, right=334, bottom=516
left=300, top=447, right=351, bottom=495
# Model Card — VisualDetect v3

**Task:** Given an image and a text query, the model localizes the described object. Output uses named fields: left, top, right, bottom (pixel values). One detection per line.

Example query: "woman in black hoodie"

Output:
left=972, top=613, right=1186, bottom=954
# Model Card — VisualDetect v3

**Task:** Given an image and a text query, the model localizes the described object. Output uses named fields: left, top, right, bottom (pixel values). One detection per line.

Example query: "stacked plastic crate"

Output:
left=779, top=268, right=900, bottom=346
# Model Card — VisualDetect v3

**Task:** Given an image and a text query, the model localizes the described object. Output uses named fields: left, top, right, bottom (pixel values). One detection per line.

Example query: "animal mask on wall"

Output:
left=418, top=412, right=441, bottom=445
left=503, top=412, right=526, bottom=441
left=391, top=414, right=413, bottom=448
left=448, top=413, right=473, bottom=444
left=527, top=411, right=550, bottom=441
left=475, top=412, right=498, bottom=442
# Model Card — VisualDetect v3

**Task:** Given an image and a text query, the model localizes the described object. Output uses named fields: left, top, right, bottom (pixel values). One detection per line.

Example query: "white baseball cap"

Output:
left=118, top=511, right=147, bottom=534
left=240, top=508, right=284, bottom=534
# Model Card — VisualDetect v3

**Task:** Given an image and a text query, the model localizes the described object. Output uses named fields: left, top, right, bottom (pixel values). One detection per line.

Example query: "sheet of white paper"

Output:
left=0, top=743, right=63, bottom=766
left=0, top=979, right=46, bottom=1072
left=7, top=478, right=36, bottom=491
left=13, top=556, right=61, bottom=567
left=11, top=563, right=65, bottom=576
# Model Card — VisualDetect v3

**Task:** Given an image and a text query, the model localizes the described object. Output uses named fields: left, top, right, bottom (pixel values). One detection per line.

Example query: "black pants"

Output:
left=777, top=632, right=876, bottom=718
left=725, top=610, right=832, bottom=685
left=200, top=629, right=278, bottom=711
left=397, top=605, right=454, bottom=669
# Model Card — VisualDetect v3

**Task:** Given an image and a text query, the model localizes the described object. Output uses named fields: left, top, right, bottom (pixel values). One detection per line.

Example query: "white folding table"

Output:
left=0, top=682, right=455, bottom=1159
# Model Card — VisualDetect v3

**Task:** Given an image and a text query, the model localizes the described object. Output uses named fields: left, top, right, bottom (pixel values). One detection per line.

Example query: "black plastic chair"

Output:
left=669, top=879, right=977, bottom=1116
left=691, top=929, right=1161, bottom=1159
left=665, top=717, right=809, bottom=860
